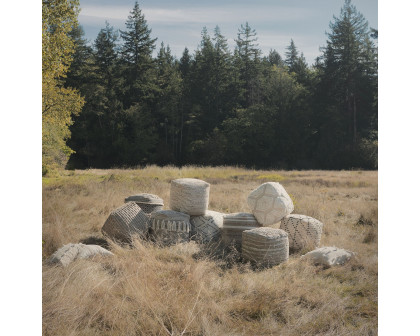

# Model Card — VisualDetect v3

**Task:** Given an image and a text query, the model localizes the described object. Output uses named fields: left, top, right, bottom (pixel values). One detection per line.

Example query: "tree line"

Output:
left=42, top=0, right=377, bottom=174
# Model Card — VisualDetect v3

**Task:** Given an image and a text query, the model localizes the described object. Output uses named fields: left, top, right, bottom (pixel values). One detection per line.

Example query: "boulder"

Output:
left=280, top=214, right=323, bottom=251
left=303, top=246, right=355, bottom=267
left=190, top=210, right=224, bottom=243
left=150, top=210, right=191, bottom=245
left=170, top=178, right=210, bottom=215
left=49, top=243, right=113, bottom=267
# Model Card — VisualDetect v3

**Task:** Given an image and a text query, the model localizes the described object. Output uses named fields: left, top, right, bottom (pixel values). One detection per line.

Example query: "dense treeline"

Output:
left=61, top=0, right=377, bottom=171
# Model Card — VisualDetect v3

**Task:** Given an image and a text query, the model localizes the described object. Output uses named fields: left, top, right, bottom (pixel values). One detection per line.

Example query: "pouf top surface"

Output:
left=125, top=193, right=164, bottom=205
left=151, top=209, right=190, bottom=221
left=171, top=178, right=210, bottom=187
left=243, top=227, right=288, bottom=238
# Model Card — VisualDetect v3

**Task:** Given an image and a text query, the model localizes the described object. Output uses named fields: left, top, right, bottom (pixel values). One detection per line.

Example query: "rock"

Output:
left=247, top=182, right=294, bottom=226
left=150, top=210, right=191, bottom=245
left=124, top=193, right=164, bottom=215
left=242, top=227, right=289, bottom=267
left=303, top=246, right=355, bottom=266
left=102, top=202, right=150, bottom=242
left=190, top=210, right=224, bottom=243
left=280, top=214, right=323, bottom=251
left=222, top=212, right=262, bottom=251
left=49, top=243, right=113, bottom=267
left=170, top=178, right=210, bottom=216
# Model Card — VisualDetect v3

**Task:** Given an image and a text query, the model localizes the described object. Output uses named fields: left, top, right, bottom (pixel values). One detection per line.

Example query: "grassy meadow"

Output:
left=42, top=166, right=378, bottom=335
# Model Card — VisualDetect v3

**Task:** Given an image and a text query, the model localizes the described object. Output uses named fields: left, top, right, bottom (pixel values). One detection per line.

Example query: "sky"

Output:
left=78, top=0, right=377, bottom=65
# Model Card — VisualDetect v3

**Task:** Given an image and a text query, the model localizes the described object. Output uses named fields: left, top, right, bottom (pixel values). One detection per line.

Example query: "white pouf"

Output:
left=49, top=243, right=113, bottom=267
left=150, top=210, right=191, bottom=245
left=280, top=214, right=323, bottom=251
left=303, top=246, right=355, bottom=267
left=247, top=182, right=294, bottom=226
left=170, top=178, right=210, bottom=215
left=222, top=213, right=262, bottom=251
left=124, top=193, right=164, bottom=215
left=190, top=210, right=224, bottom=243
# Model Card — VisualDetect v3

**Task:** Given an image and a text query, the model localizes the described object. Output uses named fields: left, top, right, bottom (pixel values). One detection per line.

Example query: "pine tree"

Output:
left=268, top=49, right=283, bottom=67
left=285, top=39, right=298, bottom=70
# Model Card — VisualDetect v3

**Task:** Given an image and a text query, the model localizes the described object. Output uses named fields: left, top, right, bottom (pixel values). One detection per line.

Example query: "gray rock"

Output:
left=49, top=243, right=113, bottom=267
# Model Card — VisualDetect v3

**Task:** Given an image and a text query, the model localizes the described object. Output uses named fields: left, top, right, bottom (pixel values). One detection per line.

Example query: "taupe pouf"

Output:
left=150, top=210, right=191, bottom=245
left=49, top=243, right=113, bottom=267
left=124, top=193, right=164, bottom=215
left=102, top=202, right=150, bottom=242
left=242, top=227, right=289, bottom=266
left=247, top=182, right=294, bottom=226
left=222, top=213, right=262, bottom=251
left=190, top=210, right=224, bottom=243
left=170, top=178, right=210, bottom=215
left=279, top=214, right=323, bottom=251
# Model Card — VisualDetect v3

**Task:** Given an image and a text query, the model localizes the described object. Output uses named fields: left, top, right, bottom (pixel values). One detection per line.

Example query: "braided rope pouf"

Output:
left=102, top=202, right=150, bottom=242
left=124, top=193, right=164, bottom=215
left=242, top=227, right=289, bottom=266
left=150, top=210, right=191, bottom=245
left=222, top=213, right=262, bottom=251
left=279, top=214, right=323, bottom=252
left=170, top=178, right=210, bottom=216
left=247, top=182, right=294, bottom=226
left=190, top=210, right=224, bottom=243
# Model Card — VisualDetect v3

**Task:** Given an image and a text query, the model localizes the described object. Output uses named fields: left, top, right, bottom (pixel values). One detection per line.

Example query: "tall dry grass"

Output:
left=43, top=166, right=377, bottom=335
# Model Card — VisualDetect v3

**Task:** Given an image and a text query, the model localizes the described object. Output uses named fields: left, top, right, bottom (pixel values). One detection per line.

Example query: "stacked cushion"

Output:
left=170, top=178, right=210, bottom=215
left=222, top=212, right=261, bottom=251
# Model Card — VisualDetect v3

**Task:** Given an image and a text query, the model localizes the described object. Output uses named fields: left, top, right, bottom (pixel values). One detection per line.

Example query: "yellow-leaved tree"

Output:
left=42, top=0, right=84, bottom=175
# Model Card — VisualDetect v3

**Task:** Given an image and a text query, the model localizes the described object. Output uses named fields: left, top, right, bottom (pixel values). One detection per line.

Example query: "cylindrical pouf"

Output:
left=190, top=210, right=224, bottom=243
left=242, top=228, right=289, bottom=266
left=247, top=182, right=294, bottom=226
left=222, top=213, right=262, bottom=251
left=279, top=214, right=323, bottom=252
left=150, top=210, right=191, bottom=245
left=170, top=178, right=210, bottom=215
left=124, top=193, right=164, bottom=215
left=102, top=202, right=150, bottom=242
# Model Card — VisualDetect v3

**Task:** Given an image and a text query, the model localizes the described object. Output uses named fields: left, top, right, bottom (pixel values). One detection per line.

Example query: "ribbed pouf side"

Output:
left=242, top=227, right=289, bottom=266
left=279, top=214, right=323, bottom=251
left=222, top=212, right=262, bottom=251
left=170, top=178, right=210, bottom=215
left=150, top=210, right=191, bottom=245
left=124, top=193, right=164, bottom=215
left=190, top=210, right=224, bottom=243
left=101, top=202, right=150, bottom=242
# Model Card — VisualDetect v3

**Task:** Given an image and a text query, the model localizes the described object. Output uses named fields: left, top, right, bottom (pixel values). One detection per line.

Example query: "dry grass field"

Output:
left=42, top=166, right=377, bottom=335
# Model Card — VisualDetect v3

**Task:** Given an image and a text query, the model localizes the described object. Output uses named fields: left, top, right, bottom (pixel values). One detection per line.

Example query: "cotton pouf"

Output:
left=190, top=210, right=224, bottom=243
left=124, top=193, right=164, bottom=215
left=49, top=243, right=113, bottom=267
left=242, top=228, right=289, bottom=266
left=102, top=202, right=150, bottom=242
left=247, top=182, right=294, bottom=226
left=222, top=213, right=262, bottom=251
left=170, top=178, right=210, bottom=216
left=150, top=210, right=191, bottom=245
left=303, top=246, right=355, bottom=267
left=279, top=214, right=323, bottom=251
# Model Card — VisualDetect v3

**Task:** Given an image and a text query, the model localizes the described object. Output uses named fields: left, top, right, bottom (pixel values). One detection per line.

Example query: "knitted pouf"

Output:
left=190, top=210, right=224, bottom=243
left=124, top=193, right=164, bottom=215
left=247, top=182, right=294, bottom=226
left=102, top=202, right=150, bottom=242
left=222, top=213, right=262, bottom=251
left=279, top=214, right=323, bottom=251
left=170, top=178, right=210, bottom=216
left=150, top=210, right=191, bottom=245
left=242, top=227, right=289, bottom=266
left=49, top=243, right=113, bottom=267
left=303, top=246, right=355, bottom=267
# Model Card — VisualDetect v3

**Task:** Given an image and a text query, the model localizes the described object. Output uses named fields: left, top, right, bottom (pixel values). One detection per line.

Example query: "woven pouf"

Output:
left=247, top=182, right=294, bottom=226
left=101, top=202, right=150, bottom=242
left=124, top=193, right=164, bottom=215
left=242, top=228, right=289, bottom=266
left=49, top=243, right=113, bottom=267
left=170, top=178, right=210, bottom=215
left=150, top=210, right=191, bottom=245
left=222, top=213, right=262, bottom=251
left=190, top=210, right=224, bottom=243
left=279, top=214, right=323, bottom=251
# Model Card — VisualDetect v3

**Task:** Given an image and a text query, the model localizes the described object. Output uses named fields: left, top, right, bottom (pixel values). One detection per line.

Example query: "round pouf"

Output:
left=222, top=213, right=262, bottom=251
left=150, top=210, right=191, bottom=245
left=170, top=178, right=210, bottom=216
left=124, top=193, right=164, bottom=215
left=190, top=210, right=224, bottom=243
left=247, top=182, right=294, bottom=226
left=279, top=214, right=323, bottom=251
left=242, top=228, right=289, bottom=266
left=102, top=202, right=150, bottom=242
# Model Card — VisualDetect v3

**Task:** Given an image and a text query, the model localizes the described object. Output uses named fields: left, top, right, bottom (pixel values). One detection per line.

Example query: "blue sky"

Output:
left=78, top=0, right=377, bottom=65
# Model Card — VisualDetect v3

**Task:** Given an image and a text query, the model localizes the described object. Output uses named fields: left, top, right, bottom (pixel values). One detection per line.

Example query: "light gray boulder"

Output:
left=303, top=246, right=355, bottom=266
left=49, top=243, right=113, bottom=267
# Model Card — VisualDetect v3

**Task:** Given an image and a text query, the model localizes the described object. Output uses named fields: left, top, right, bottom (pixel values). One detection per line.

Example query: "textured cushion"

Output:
left=280, top=214, right=323, bottom=251
left=49, top=243, right=113, bottom=267
left=242, top=227, right=289, bottom=266
left=124, top=193, right=164, bottom=215
left=170, top=178, right=210, bottom=215
left=303, top=246, right=355, bottom=266
left=150, top=210, right=191, bottom=245
left=101, top=202, right=150, bottom=242
left=222, top=213, right=262, bottom=251
left=247, top=182, right=294, bottom=225
left=190, top=210, right=224, bottom=243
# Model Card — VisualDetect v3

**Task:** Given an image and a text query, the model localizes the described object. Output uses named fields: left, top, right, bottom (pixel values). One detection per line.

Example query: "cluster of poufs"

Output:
left=49, top=178, right=355, bottom=268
